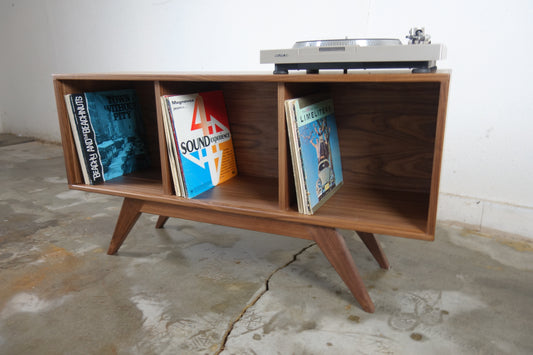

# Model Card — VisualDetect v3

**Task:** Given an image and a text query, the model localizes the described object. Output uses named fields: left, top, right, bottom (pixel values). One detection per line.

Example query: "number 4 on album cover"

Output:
left=165, top=90, right=238, bottom=198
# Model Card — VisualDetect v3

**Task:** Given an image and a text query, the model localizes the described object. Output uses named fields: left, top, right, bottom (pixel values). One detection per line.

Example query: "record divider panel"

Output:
left=53, top=72, right=450, bottom=313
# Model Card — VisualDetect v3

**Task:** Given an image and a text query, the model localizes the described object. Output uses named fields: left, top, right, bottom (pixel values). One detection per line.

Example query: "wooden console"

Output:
left=53, top=72, right=450, bottom=313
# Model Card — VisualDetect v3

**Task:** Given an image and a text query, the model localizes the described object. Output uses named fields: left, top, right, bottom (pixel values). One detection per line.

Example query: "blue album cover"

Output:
left=84, top=89, right=149, bottom=181
left=294, top=97, right=343, bottom=212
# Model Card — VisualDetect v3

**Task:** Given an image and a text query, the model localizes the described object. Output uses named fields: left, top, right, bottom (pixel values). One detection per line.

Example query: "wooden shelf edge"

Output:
left=68, top=183, right=431, bottom=241
left=53, top=72, right=451, bottom=84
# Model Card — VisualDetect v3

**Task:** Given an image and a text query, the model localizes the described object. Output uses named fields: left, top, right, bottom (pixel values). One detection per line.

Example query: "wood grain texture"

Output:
left=310, top=227, right=375, bottom=313
left=331, top=82, right=440, bottom=193
left=135, top=82, right=161, bottom=169
left=193, top=175, right=279, bottom=210
left=356, top=231, right=390, bottom=270
left=426, top=78, right=450, bottom=236
left=222, top=82, right=278, bottom=179
left=154, top=81, right=173, bottom=195
left=277, top=83, right=290, bottom=210
left=107, top=198, right=143, bottom=255
left=52, top=71, right=451, bottom=83
left=140, top=200, right=314, bottom=240
left=155, top=216, right=169, bottom=229
left=69, top=176, right=431, bottom=240
left=54, top=72, right=450, bottom=242
left=53, top=79, right=83, bottom=185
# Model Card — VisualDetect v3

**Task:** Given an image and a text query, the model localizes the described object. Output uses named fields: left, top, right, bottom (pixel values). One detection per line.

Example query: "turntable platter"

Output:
left=293, top=38, right=402, bottom=48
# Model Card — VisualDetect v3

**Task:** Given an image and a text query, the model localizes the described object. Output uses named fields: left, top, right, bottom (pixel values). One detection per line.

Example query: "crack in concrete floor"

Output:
left=216, top=242, right=317, bottom=354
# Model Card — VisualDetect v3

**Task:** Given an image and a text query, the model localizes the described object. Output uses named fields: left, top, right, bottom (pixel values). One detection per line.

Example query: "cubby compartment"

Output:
left=157, top=80, right=280, bottom=210
left=283, top=80, right=445, bottom=239
left=54, top=79, right=163, bottom=196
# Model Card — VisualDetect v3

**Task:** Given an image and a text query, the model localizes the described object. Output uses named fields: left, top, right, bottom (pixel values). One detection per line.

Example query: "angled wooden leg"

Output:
left=107, top=198, right=143, bottom=255
left=356, top=231, right=390, bottom=270
left=155, top=216, right=169, bottom=229
left=310, top=226, right=375, bottom=313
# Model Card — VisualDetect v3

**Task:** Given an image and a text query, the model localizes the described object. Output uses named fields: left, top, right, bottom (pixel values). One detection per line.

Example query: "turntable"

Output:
left=260, top=28, right=446, bottom=74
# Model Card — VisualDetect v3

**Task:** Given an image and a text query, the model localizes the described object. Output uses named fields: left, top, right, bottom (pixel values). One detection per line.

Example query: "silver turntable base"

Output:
left=260, top=29, right=446, bottom=74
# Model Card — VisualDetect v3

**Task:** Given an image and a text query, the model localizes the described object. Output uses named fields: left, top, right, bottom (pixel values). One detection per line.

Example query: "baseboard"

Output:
left=437, top=193, right=533, bottom=241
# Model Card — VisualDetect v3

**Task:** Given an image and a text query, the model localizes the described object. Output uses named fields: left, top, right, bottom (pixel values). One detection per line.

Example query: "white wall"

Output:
left=1, top=0, right=532, bottom=238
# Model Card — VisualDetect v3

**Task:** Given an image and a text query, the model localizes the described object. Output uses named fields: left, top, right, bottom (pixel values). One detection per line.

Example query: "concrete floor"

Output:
left=1, top=134, right=533, bottom=355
